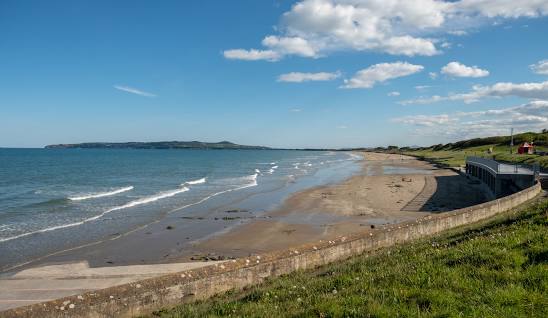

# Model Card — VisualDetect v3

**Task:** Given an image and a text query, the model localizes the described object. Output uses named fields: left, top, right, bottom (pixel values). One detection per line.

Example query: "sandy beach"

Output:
left=1, top=152, right=490, bottom=268
left=0, top=152, right=492, bottom=311
left=187, top=152, right=489, bottom=258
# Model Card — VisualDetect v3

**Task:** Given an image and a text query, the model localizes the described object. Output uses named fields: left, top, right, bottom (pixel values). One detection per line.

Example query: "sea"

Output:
left=0, top=148, right=362, bottom=271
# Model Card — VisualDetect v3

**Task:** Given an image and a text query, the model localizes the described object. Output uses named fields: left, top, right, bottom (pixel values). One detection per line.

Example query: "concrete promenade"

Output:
left=466, top=156, right=537, bottom=197
left=0, top=261, right=224, bottom=311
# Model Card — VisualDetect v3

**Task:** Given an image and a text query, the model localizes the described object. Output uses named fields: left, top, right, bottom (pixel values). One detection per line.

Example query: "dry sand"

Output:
left=190, top=152, right=489, bottom=258
left=0, top=152, right=491, bottom=310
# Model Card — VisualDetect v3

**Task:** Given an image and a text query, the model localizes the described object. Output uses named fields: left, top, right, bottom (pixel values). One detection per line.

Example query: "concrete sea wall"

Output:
left=1, top=182, right=542, bottom=318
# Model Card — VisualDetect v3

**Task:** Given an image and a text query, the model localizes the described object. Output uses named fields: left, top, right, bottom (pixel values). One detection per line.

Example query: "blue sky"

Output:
left=1, top=0, right=548, bottom=148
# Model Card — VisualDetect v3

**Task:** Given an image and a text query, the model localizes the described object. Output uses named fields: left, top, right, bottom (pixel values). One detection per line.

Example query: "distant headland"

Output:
left=44, top=141, right=270, bottom=150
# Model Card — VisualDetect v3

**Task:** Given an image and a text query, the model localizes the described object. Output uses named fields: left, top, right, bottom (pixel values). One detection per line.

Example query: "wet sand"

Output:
left=2, top=152, right=489, bottom=269
left=188, top=152, right=489, bottom=258
left=0, top=152, right=491, bottom=310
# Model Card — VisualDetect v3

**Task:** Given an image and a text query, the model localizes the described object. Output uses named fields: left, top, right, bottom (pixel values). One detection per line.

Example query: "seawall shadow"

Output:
left=403, top=175, right=488, bottom=213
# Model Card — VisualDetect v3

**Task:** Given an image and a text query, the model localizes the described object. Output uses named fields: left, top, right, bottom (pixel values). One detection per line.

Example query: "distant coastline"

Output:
left=44, top=141, right=270, bottom=150
left=43, top=141, right=349, bottom=151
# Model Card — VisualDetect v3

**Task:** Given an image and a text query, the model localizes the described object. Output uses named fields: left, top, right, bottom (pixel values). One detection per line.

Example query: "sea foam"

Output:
left=0, top=186, right=190, bottom=243
left=68, top=186, right=134, bottom=201
left=168, top=172, right=259, bottom=215
left=183, top=177, right=207, bottom=185
left=103, top=187, right=190, bottom=215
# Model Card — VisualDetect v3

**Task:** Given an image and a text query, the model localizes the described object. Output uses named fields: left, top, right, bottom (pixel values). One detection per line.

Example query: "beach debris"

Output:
left=332, top=289, right=338, bottom=294
left=69, top=304, right=75, bottom=309
left=321, top=191, right=334, bottom=199
left=370, top=224, right=375, bottom=229
left=225, top=209, right=249, bottom=213
left=166, top=225, right=174, bottom=230
left=222, top=216, right=241, bottom=220
left=190, top=253, right=226, bottom=261
left=77, top=295, right=84, bottom=300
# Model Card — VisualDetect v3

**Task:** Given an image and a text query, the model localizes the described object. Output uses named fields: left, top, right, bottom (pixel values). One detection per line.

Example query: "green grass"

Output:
left=389, top=130, right=548, bottom=169
left=405, top=144, right=548, bottom=170
left=150, top=199, right=548, bottom=318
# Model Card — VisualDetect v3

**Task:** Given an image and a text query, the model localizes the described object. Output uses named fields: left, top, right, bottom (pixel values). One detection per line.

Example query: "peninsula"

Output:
left=44, top=141, right=270, bottom=150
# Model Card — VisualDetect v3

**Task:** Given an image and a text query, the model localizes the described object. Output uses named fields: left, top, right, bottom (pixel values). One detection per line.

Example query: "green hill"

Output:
left=394, top=131, right=548, bottom=169
left=44, top=141, right=270, bottom=150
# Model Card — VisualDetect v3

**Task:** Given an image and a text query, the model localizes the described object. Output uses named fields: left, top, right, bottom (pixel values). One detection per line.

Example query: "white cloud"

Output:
left=429, top=72, right=439, bottom=79
left=342, top=62, right=423, bottom=89
left=262, top=36, right=319, bottom=58
left=277, top=71, right=340, bottom=83
left=114, top=85, right=156, bottom=97
left=290, top=108, right=302, bottom=112
left=393, top=114, right=455, bottom=126
left=453, top=0, right=548, bottom=18
left=530, top=59, right=548, bottom=75
left=388, top=91, right=401, bottom=97
left=415, top=85, right=431, bottom=91
left=223, top=49, right=281, bottom=62
left=393, top=100, right=548, bottom=140
left=441, top=61, right=489, bottom=77
left=481, top=81, right=548, bottom=99
left=224, top=0, right=548, bottom=61
left=401, top=80, right=548, bottom=105
left=440, top=41, right=452, bottom=49
left=448, top=30, right=467, bottom=36
left=337, top=125, right=348, bottom=129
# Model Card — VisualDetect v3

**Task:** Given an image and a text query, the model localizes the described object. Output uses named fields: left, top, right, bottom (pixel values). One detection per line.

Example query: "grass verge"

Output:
left=404, top=145, right=548, bottom=170
left=150, top=197, right=548, bottom=317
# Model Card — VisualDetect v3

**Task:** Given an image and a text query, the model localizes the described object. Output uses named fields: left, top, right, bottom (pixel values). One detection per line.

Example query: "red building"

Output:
left=517, top=142, right=534, bottom=154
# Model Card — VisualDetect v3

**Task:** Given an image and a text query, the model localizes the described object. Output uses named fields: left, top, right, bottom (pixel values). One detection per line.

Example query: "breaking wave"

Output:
left=68, top=186, right=134, bottom=201
left=0, top=186, right=190, bottom=243
left=183, top=177, right=207, bottom=185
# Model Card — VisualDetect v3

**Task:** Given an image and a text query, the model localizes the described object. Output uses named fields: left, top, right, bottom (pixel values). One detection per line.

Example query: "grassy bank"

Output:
left=404, top=145, right=548, bottom=170
left=150, top=198, right=548, bottom=318
left=396, top=131, right=548, bottom=170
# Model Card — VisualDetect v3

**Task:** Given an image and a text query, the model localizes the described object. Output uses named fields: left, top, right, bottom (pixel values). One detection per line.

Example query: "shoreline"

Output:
left=2, top=152, right=491, bottom=271
left=0, top=152, right=493, bottom=311
left=186, top=152, right=489, bottom=259
left=0, top=151, right=361, bottom=273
